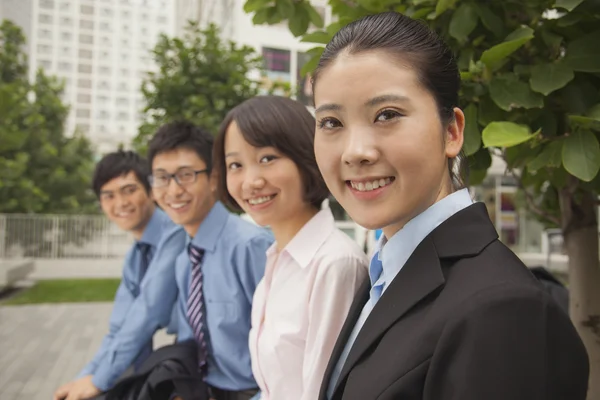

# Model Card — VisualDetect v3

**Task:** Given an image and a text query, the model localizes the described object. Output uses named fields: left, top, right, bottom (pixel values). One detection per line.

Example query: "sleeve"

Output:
left=301, top=256, right=368, bottom=400
left=235, top=232, right=272, bottom=304
left=425, top=284, right=589, bottom=400
left=91, top=228, right=186, bottom=391
left=77, top=252, right=136, bottom=378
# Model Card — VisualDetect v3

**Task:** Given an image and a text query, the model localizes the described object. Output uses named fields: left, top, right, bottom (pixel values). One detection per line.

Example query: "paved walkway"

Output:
left=0, top=303, right=174, bottom=400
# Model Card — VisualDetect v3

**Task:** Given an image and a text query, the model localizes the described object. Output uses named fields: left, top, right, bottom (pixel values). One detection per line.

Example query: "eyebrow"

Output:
left=365, top=94, right=410, bottom=108
left=225, top=152, right=238, bottom=158
left=152, top=166, right=193, bottom=173
left=99, top=183, right=137, bottom=195
left=315, top=94, right=410, bottom=114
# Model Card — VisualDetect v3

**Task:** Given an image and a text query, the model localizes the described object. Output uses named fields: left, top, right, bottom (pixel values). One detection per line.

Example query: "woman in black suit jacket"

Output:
left=311, top=11, right=589, bottom=400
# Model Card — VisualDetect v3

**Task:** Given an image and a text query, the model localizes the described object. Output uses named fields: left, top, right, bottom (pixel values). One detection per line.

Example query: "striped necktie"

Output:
left=187, top=243, right=208, bottom=373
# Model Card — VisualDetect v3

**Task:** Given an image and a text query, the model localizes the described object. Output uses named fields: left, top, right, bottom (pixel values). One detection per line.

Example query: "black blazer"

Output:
left=320, top=203, right=589, bottom=400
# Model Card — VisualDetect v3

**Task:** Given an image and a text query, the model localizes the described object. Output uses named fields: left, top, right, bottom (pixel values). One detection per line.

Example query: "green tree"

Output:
left=244, top=0, right=600, bottom=396
left=0, top=20, right=98, bottom=255
left=133, top=22, right=264, bottom=150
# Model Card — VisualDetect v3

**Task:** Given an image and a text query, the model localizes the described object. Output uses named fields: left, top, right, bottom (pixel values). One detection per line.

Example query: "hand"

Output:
left=53, top=376, right=101, bottom=400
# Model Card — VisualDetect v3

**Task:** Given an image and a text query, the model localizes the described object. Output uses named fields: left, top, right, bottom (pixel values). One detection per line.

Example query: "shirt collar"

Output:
left=190, top=201, right=229, bottom=253
left=269, top=208, right=336, bottom=269
left=379, top=188, right=473, bottom=292
left=139, top=207, right=168, bottom=247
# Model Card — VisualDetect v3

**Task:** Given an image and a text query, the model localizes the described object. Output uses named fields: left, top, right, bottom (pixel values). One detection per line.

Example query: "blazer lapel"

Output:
left=331, top=203, right=499, bottom=398
left=318, top=278, right=370, bottom=400
left=332, top=237, right=445, bottom=396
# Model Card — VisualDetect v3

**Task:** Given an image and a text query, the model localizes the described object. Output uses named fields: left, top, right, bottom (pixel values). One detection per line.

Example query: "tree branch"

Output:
left=508, top=169, right=561, bottom=227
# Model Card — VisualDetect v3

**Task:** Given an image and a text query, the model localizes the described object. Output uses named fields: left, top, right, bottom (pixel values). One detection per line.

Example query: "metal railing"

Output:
left=0, top=214, right=132, bottom=259
left=0, top=214, right=374, bottom=259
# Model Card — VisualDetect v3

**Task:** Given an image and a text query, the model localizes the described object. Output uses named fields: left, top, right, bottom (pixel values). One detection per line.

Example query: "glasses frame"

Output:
left=148, top=168, right=210, bottom=188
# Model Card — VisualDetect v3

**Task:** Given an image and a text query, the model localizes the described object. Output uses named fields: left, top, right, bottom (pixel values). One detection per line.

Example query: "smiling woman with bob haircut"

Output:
left=311, top=11, right=590, bottom=400
left=213, top=95, right=368, bottom=400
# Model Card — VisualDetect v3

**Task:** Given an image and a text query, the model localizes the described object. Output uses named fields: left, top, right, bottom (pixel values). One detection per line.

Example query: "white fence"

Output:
left=0, top=214, right=375, bottom=260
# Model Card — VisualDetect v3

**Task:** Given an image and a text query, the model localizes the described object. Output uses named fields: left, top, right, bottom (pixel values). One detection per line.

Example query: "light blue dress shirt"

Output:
left=78, top=208, right=186, bottom=391
left=175, top=201, right=273, bottom=391
left=326, top=189, right=473, bottom=398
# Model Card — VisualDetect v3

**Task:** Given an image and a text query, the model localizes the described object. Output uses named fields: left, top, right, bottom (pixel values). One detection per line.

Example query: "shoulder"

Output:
left=157, top=225, right=187, bottom=249
left=221, top=213, right=274, bottom=249
left=314, top=228, right=369, bottom=276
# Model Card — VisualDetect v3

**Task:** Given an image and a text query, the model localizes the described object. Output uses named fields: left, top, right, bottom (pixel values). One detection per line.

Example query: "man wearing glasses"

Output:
left=147, top=121, right=273, bottom=400
left=54, top=151, right=186, bottom=400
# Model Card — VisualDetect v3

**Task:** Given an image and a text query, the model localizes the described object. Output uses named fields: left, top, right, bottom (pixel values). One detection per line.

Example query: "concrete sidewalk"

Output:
left=0, top=303, right=174, bottom=400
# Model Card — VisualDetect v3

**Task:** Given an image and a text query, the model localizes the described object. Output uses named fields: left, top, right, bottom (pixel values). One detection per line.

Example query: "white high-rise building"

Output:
left=176, top=0, right=330, bottom=110
left=2, top=0, right=176, bottom=154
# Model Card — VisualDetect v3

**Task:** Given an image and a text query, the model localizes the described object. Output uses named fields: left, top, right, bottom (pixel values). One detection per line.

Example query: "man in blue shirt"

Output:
left=53, top=151, right=186, bottom=400
left=147, top=121, right=273, bottom=400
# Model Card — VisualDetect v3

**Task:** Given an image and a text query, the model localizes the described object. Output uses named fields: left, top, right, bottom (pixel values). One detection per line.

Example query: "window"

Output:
left=120, top=68, right=129, bottom=76
left=60, top=46, right=71, bottom=56
left=116, top=97, right=129, bottom=106
left=77, top=79, right=92, bottom=89
left=76, top=109, right=91, bottom=118
left=97, top=95, right=109, bottom=104
left=38, top=29, right=52, bottom=39
left=122, top=10, right=130, bottom=18
left=78, top=49, right=93, bottom=59
left=40, top=0, right=55, bottom=8
left=38, top=59, right=52, bottom=69
left=119, top=82, right=128, bottom=91
left=39, top=14, right=53, bottom=24
left=60, top=32, right=72, bottom=41
left=80, top=4, right=94, bottom=14
left=100, top=22, right=111, bottom=31
left=37, top=44, right=52, bottom=54
left=80, top=20, right=94, bottom=30
left=79, top=34, right=94, bottom=45
left=99, top=125, right=106, bottom=132
left=99, top=81, right=110, bottom=90
left=59, top=2, right=70, bottom=11
left=99, top=66, right=111, bottom=75
left=102, top=8, right=113, bottom=17
left=60, top=17, right=73, bottom=25
left=117, top=112, right=129, bottom=121
left=121, top=53, right=129, bottom=61
left=58, top=62, right=71, bottom=71
left=101, top=36, right=111, bottom=46
left=97, top=110, right=110, bottom=119
left=78, top=93, right=92, bottom=104
left=157, top=15, right=167, bottom=24
left=78, top=64, right=92, bottom=73
left=76, top=123, right=90, bottom=133
left=121, top=39, right=129, bottom=47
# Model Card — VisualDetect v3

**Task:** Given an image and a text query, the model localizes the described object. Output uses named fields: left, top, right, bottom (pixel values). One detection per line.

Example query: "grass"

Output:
left=1, top=279, right=121, bottom=305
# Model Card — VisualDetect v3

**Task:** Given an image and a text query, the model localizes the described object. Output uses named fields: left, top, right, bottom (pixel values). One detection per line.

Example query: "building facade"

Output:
left=2, top=0, right=175, bottom=154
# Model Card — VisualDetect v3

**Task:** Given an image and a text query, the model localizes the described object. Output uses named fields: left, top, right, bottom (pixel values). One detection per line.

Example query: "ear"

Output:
left=445, top=107, right=465, bottom=158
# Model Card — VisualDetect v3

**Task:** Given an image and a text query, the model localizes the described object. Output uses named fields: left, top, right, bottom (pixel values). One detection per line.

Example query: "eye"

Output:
left=375, top=109, right=403, bottom=123
left=259, top=155, right=278, bottom=163
left=123, top=185, right=138, bottom=195
left=317, top=117, right=342, bottom=130
left=228, top=162, right=241, bottom=170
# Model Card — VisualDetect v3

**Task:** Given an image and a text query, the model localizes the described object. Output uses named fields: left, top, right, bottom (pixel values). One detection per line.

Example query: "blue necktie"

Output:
left=187, top=243, right=208, bottom=373
left=136, top=242, right=152, bottom=283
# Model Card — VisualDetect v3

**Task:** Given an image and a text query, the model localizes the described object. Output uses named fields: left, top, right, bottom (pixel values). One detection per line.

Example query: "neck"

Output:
left=270, top=206, right=320, bottom=251
left=131, top=205, right=156, bottom=241
left=185, top=199, right=216, bottom=238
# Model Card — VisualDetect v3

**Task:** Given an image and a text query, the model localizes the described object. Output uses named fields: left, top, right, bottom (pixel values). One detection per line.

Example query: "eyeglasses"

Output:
left=148, top=167, right=210, bottom=188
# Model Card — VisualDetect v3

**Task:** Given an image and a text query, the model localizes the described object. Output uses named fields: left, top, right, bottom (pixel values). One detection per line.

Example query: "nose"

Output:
left=341, top=127, right=379, bottom=167
left=115, top=193, right=131, bottom=209
left=241, top=167, right=266, bottom=194
left=165, top=176, right=185, bottom=198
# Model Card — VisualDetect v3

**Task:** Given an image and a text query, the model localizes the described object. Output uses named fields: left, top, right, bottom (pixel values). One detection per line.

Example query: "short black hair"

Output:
left=92, top=150, right=151, bottom=197
left=147, top=121, right=214, bottom=170
left=214, top=95, right=330, bottom=212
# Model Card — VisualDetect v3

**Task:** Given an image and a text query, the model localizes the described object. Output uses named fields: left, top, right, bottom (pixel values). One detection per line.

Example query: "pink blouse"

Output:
left=248, top=209, right=368, bottom=400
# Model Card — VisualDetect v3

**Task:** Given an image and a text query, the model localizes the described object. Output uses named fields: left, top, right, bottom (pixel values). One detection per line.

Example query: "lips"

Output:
left=348, top=177, right=394, bottom=192
left=247, top=194, right=276, bottom=205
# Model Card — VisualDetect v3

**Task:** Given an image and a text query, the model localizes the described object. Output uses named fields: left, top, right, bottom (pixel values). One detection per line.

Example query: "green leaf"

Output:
left=301, top=31, right=331, bottom=44
left=252, top=8, right=274, bottom=24
left=541, top=30, right=563, bottom=50
left=564, top=30, right=600, bottom=72
left=300, top=48, right=323, bottom=76
left=435, top=0, right=455, bottom=16
left=562, top=131, right=600, bottom=181
left=306, top=3, right=325, bottom=28
left=243, top=0, right=272, bottom=13
left=554, top=0, right=584, bottom=11
left=478, top=96, right=505, bottom=126
left=462, top=104, right=481, bottom=156
left=529, top=63, right=574, bottom=95
left=528, top=141, right=563, bottom=171
left=410, top=7, right=435, bottom=19
left=568, top=115, right=600, bottom=131
left=275, top=0, right=294, bottom=17
left=467, top=148, right=492, bottom=185
left=480, top=27, right=534, bottom=70
left=588, top=104, right=600, bottom=119
left=288, top=3, right=310, bottom=36
left=482, top=121, right=536, bottom=147
left=489, top=74, right=544, bottom=111
left=475, top=4, right=504, bottom=37
left=449, top=4, right=478, bottom=43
